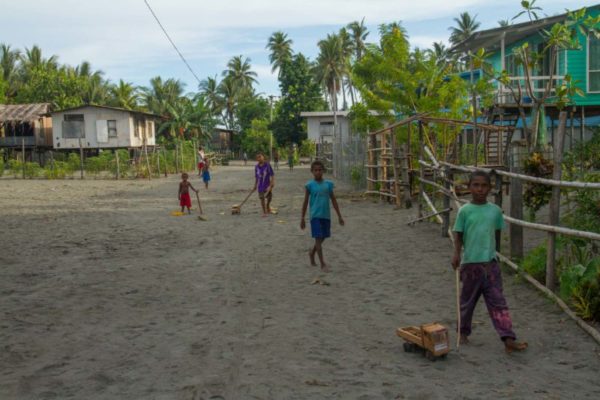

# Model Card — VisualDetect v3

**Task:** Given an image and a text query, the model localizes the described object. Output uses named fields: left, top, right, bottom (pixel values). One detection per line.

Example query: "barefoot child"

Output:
left=253, top=153, right=275, bottom=217
left=452, top=171, right=527, bottom=353
left=300, top=160, right=344, bottom=272
left=202, top=158, right=211, bottom=189
left=178, top=172, right=198, bottom=214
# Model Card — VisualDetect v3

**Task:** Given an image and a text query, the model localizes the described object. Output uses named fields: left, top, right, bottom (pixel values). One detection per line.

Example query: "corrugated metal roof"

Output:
left=0, top=103, right=51, bottom=122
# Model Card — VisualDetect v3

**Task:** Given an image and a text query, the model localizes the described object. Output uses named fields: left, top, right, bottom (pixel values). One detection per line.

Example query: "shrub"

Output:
left=44, top=161, right=72, bottom=179
left=23, top=162, right=42, bottom=178
left=0, top=157, right=4, bottom=177
left=522, top=244, right=547, bottom=283
left=8, top=159, right=23, bottom=177
left=559, top=258, right=600, bottom=321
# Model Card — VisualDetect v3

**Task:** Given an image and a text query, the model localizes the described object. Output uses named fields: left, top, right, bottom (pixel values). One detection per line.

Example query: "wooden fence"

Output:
left=403, top=111, right=600, bottom=343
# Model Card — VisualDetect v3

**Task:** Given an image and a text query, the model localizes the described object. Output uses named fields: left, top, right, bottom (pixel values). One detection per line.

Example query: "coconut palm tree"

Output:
left=222, top=55, right=257, bottom=91
left=19, top=45, right=58, bottom=71
left=448, top=12, right=481, bottom=46
left=109, top=79, right=139, bottom=109
left=199, top=75, right=223, bottom=115
left=314, top=33, right=345, bottom=111
left=217, top=76, right=240, bottom=130
left=0, top=44, right=21, bottom=98
left=266, top=31, right=293, bottom=75
left=142, top=76, right=185, bottom=117
left=346, top=18, right=369, bottom=61
left=498, top=19, right=511, bottom=27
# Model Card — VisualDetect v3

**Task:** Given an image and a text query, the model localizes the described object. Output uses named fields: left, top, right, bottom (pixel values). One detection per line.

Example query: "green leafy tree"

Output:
left=241, top=119, right=271, bottom=156
left=271, top=54, right=327, bottom=145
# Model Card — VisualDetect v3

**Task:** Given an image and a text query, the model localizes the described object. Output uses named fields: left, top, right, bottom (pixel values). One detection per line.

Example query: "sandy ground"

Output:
left=1, top=164, right=600, bottom=400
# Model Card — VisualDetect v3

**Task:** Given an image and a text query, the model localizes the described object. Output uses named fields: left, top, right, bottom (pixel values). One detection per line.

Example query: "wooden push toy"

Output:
left=396, top=323, right=450, bottom=361
left=231, top=188, right=255, bottom=215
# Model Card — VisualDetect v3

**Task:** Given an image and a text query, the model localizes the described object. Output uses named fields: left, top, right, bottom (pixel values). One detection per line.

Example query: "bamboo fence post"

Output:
left=78, top=137, right=84, bottom=179
left=493, top=170, right=503, bottom=252
left=509, top=158, right=523, bottom=260
left=155, top=146, right=160, bottom=177
left=115, top=149, right=120, bottom=180
left=381, top=130, right=387, bottom=202
left=21, top=137, right=25, bottom=178
left=442, top=167, right=451, bottom=237
left=401, top=144, right=412, bottom=208
left=143, top=133, right=151, bottom=180
left=546, top=111, right=567, bottom=291
left=418, top=121, right=425, bottom=217
left=162, top=147, right=168, bottom=177
left=368, top=133, right=376, bottom=192
left=390, top=128, right=402, bottom=208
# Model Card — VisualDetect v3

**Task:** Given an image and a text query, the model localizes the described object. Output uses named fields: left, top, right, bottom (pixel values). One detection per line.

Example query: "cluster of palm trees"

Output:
left=266, top=19, right=369, bottom=114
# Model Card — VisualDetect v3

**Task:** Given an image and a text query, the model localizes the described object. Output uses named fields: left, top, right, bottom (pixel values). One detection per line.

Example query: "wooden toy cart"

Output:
left=396, top=323, right=450, bottom=361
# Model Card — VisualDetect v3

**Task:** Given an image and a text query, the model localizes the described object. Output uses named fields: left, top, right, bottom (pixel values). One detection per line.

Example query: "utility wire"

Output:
left=143, top=0, right=202, bottom=85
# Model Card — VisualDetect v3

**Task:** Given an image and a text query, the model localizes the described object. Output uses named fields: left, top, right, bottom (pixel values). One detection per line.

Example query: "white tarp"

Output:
left=96, top=120, right=108, bottom=143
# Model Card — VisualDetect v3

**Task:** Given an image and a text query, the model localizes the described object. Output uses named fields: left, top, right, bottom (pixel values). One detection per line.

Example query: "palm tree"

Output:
left=19, top=45, right=58, bottom=71
left=0, top=44, right=21, bottom=98
left=448, top=12, right=481, bottom=46
left=266, top=31, right=293, bottom=75
left=199, top=75, right=223, bottom=115
left=142, top=76, right=185, bottom=117
left=222, top=55, right=257, bottom=90
left=347, top=18, right=369, bottom=61
left=498, top=19, right=510, bottom=27
left=314, top=34, right=345, bottom=111
left=109, top=79, right=139, bottom=109
left=217, top=77, right=240, bottom=130
left=81, top=73, right=109, bottom=105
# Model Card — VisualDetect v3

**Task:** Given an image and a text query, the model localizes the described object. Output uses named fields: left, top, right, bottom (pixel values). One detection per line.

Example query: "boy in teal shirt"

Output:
left=452, top=171, right=527, bottom=353
left=300, top=160, right=344, bottom=272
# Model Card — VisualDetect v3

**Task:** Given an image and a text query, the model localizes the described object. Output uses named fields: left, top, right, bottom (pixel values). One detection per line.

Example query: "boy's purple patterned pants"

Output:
left=460, top=260, right=516, bottom=341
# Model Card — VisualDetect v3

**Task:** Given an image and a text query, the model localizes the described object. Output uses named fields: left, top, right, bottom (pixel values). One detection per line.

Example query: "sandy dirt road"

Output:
left=1, top=165, right=599, bottom=400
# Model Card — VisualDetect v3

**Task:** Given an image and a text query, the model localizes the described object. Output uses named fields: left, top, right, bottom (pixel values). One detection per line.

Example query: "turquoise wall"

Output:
left=482, top=8, right=600, bottom=106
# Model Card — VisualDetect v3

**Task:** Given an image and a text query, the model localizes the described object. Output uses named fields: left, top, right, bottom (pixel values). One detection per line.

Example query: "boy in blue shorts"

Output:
left=452, top=171, right=528, bottom=354
left=300, top=160, right=344, bottom=272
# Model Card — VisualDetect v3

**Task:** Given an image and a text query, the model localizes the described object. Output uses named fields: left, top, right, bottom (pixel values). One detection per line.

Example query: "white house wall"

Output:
left=52, top=107, right=156, bottom=149
left=305, top=116, right=352, bottom=145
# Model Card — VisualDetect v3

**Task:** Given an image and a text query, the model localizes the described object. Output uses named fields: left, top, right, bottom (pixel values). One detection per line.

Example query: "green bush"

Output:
left=44, top=161, right=72, bottom=179
left=0, top=157, right=4, bottom=177
left=559, top=258, right=600, bottom=321
left=23, top=162, right=42, bottom=178
left=522, top=245, right=547, bottom=283
left=8, top=159, right=23, bottom=177
left=350, top=165, right=363, bottom=189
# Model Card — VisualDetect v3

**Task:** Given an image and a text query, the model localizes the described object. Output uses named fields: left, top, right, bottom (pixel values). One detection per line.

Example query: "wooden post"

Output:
left=78, top=137, right=84, bottom=179
left=493, top=170, right=503, bottom=252
left=143, top=133, right=151, bottom=180
left=418, top=121, right=425, bottom=217
left=442, top=167, right=451, bottom=237
left=155, top=146, right=160, bottom=177
left=367, top=133, right=375, bottom=192
left=390, top=128, right=402, bottom=208
left=21, top=137, right=25, bottom=179
left=162, top=147, right=168, bottom=177
left=115, top=149, right=120, bottom=180
left=509, top=172, right=523, bottom=260
left=545, top=111, right=567, bottom=291
left=401, top=144, right=412, bottom=208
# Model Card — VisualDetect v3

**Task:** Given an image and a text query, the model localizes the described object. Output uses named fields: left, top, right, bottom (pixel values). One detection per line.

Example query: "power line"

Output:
left=143, top=0, right=202, bottom=85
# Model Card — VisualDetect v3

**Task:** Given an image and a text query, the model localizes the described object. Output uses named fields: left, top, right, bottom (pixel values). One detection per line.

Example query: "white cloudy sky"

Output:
left=0, top=0, right=595, bottom=95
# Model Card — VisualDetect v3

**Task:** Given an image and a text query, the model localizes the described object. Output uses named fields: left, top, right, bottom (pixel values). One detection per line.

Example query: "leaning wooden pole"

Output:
left=78, top=137, right=85, bottom=179
left=390, top=128, right=402, bottom=208
left=545, top=111, right=567, bottom=291
left=418, top=121, right=425, bottom=218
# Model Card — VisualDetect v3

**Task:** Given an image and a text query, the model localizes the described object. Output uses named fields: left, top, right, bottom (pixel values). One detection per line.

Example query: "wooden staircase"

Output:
left=484, top=108, right=519, bottom=166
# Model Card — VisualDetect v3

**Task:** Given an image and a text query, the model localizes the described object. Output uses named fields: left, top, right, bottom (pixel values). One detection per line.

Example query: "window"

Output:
left=62, top=114, right=85, bottom=138
left=146, top=120, right=153, bottom=138
left=504, top=54, right=519, bottom=77
left=107, top=120, right=117, bottom=137
left=589, top=35, right=600, bottom=92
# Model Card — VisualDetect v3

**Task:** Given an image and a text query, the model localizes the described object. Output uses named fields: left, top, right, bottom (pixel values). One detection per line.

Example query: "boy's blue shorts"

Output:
left=202, top=171, right=211, bottom=182
left=310, top=218, right=331, bottom=239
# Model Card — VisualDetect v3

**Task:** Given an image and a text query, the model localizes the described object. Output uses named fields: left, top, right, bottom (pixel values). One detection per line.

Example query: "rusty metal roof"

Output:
left=0, top=103, right=51, bottom=122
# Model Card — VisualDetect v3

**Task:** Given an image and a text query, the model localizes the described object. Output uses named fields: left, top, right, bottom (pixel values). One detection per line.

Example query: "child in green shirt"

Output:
left=452, top=171, right=527, bottom=353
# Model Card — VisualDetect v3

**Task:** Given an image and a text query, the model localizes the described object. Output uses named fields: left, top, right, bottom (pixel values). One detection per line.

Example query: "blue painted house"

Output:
left=454, top=5, right=600, bottom=160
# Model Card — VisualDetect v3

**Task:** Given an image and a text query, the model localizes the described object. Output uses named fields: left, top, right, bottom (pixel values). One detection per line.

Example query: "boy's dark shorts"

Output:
left=258, top=191, right=272, bottom=201
left=310, top=218, right=331, bottom=239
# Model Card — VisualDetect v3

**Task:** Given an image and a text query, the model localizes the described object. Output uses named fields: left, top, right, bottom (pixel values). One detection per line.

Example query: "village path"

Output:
left=0, top=164, right=599, bottom=400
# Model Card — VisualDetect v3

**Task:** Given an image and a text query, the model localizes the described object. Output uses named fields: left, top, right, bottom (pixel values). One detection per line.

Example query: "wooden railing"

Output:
left=494, top=75, right=565, bottom=104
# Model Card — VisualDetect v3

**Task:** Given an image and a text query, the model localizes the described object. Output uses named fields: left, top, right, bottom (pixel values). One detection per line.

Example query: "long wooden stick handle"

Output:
left=456, top=268, right=461, bottom=350
left=239, top=188, right=255, bottom=207
left=195, top=192, right=203, bottom=214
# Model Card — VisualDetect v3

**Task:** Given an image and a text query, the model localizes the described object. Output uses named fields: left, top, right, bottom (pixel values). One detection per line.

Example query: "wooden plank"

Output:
left=369, top=113, right=429, bottom=136
left=546, top=111, right=567, bottom=291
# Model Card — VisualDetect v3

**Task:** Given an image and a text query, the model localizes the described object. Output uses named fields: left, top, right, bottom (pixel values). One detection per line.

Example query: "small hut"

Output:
left=0, top=103, right=53, bottom=150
